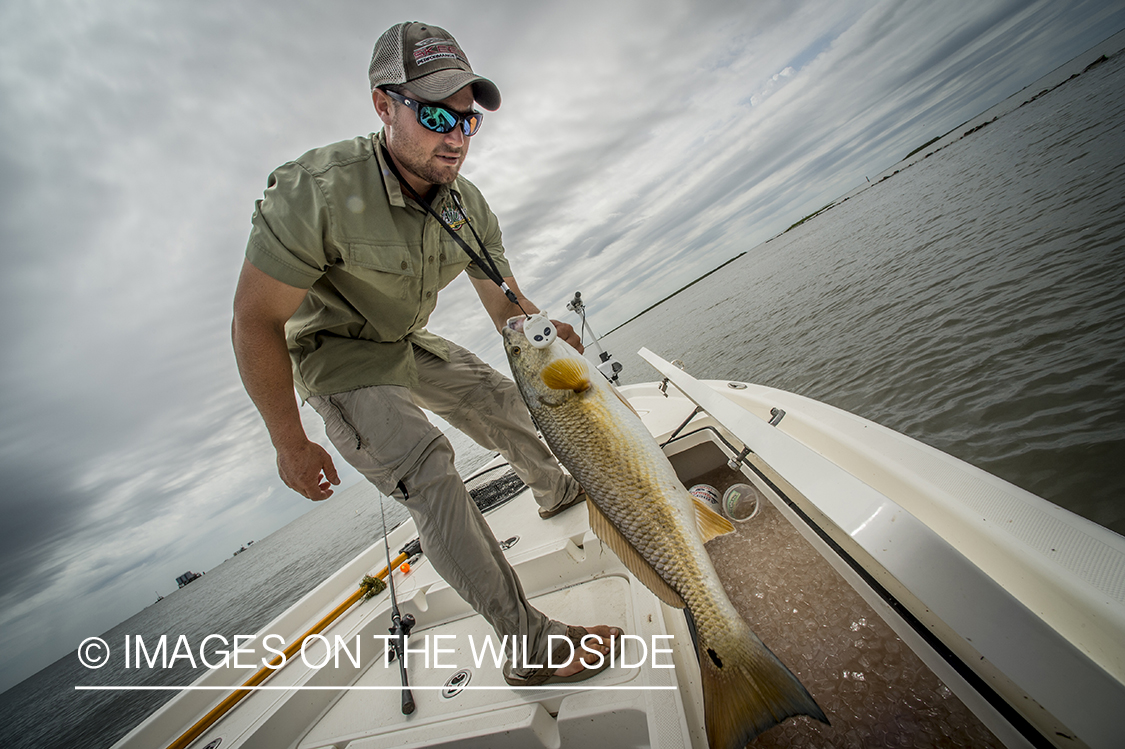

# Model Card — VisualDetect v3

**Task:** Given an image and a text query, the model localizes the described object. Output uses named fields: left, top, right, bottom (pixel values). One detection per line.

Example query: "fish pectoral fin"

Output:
left=587, top=499, right=686, bottom=609
left=693, top=497, right=735, bottom=542
left=541, top=358, right=591, bottom=393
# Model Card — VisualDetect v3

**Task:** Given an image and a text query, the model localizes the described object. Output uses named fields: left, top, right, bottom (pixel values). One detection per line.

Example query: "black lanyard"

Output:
left=380, top=145, right=521, bottom=307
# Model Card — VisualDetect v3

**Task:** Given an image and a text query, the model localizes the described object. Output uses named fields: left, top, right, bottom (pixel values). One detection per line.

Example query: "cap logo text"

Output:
left=413, top=42, right=466, bottom=67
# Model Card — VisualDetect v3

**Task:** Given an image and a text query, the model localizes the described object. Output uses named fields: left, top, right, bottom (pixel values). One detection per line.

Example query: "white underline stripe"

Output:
left=75, top=684, right=675, bottom=691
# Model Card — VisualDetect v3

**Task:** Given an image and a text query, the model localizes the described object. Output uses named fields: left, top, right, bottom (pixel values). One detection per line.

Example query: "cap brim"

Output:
left=408, top=69, right=501, bottom=111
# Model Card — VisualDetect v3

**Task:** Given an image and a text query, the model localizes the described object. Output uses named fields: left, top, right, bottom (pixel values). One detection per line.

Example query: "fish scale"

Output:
left=541, top=392, right=696, bottom=580
left=503, top=316, right=828, bottom=748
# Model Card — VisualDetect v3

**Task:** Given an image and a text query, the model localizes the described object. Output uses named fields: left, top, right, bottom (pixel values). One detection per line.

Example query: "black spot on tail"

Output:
left=707, top=648, right=723, bottom=668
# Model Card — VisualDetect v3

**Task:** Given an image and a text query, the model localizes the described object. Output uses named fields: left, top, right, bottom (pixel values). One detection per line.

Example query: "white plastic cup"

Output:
left=688, top=484, right=721, bottom=511
left=723, top=483, right=762, bottom=522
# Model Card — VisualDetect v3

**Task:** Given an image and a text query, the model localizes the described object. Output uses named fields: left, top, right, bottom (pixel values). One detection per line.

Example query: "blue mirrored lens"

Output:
left=420, top=106, right=458, bottom=133
left=419, top=105, right=481, bottom=136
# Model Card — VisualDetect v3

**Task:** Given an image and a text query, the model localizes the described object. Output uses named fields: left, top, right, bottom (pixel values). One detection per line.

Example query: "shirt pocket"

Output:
left=345, top=242, right=418, bottom=300
left=436, top=241, right=470, bottom=289
left=346, top=242, right=417, bottom=275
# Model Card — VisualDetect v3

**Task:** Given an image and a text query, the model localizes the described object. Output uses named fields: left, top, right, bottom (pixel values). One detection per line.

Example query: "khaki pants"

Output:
left=308, top=340, right=580, bottom=671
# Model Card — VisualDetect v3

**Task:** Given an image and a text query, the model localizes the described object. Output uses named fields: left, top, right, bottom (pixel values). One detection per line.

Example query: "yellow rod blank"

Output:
left=166, top=550, right=409, bottom=749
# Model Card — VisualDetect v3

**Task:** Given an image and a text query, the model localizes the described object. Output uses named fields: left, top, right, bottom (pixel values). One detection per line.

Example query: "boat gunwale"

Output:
left=115, top=360, right=1125, bottom=749
left=636, top=348, right=1125, bottom=749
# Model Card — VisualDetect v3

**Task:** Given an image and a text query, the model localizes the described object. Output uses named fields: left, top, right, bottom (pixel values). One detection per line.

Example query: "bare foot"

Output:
left=554, top=625, right=621, bottom=678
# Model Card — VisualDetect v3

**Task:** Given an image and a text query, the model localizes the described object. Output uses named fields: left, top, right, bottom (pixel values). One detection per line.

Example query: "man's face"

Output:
left=380, top=86, right=476, bottom=193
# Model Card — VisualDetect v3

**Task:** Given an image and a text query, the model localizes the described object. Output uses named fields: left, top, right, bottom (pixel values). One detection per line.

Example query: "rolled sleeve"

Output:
left=246, top=161, right=337, bottom=289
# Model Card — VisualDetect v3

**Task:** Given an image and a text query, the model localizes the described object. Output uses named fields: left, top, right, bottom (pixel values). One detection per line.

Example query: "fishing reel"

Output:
left=596, top=354, right=623, bottom=383
left=565, top=291, right=587, bottom=316
left=384, top=612, right=417, bottom=664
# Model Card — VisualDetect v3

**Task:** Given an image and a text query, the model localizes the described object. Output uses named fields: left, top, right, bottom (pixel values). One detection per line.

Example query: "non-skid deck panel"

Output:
left=687, top=464, right=1004, bottom=748
left=641, top=353, right=1125, bottom=747
left=298, top=573, right=688, bottom=749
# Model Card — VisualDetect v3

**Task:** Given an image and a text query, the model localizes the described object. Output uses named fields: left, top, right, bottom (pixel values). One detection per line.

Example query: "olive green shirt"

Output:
left=245, top=130, right=511, bottom=399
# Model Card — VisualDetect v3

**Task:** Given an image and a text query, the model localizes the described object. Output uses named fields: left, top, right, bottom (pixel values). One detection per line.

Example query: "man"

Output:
left=231, top=21, right=619, bottom=685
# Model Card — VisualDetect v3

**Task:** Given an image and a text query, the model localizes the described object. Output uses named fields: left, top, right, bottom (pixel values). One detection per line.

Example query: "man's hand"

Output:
left=553, top=320, right=583, bottom=354
left=470, top=274, right=584, bottom=353
left=276, top=439, right=341, bottom=501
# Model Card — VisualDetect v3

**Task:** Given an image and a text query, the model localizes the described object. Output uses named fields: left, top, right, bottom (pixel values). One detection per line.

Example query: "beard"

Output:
left=402, top=149, right=463, bottom=187
left=387, top=121, right=466, bottom=189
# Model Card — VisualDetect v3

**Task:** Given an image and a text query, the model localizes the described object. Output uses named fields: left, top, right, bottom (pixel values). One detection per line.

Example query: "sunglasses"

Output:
left=384, top=90, right=484, bottom=137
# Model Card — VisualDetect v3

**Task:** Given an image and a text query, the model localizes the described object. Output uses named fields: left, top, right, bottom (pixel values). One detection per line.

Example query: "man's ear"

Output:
left=372, top=89, right=394, bottom=126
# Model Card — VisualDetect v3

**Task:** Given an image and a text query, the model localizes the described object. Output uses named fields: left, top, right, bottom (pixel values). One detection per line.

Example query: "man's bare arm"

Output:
left=232, top=259, right=340, bottom=500
left=470, top=274, right=583, bottom=352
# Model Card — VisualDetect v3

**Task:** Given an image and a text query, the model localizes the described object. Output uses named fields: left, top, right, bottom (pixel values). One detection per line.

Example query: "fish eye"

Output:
left=511, top=346, right=521, bottom=355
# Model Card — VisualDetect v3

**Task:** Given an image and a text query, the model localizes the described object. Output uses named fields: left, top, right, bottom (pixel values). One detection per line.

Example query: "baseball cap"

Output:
left=369, top=21, right=501, bottom=111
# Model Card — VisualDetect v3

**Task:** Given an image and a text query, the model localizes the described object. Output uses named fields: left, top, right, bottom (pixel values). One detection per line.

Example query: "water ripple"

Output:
left=606, top=52, right=1125, bottom=537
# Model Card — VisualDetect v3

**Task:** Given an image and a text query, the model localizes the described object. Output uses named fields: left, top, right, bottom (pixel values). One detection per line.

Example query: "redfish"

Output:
left=503, top=315, right=827, bottom=748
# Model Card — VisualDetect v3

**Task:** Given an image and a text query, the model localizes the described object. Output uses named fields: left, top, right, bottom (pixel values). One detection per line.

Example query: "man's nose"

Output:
left=444, top=126, right=465, bottom=147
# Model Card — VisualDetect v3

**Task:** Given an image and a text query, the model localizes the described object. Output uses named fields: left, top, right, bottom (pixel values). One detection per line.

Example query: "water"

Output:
left=603, top=51, right=1125, bottom=537
left=0, top=482, right=410, bottom=749
left=3, top=47, right=1124, bottom=749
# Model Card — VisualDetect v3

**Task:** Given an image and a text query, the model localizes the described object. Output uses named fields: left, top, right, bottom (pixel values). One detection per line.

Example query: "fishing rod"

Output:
left=381, top=483, right=416, bottom=715
left=567, top=291, right=623, bottom=383
left=166, top=549, right=413, bottom=749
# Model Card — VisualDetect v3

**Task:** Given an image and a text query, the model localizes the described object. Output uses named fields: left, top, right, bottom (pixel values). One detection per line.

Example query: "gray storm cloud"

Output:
left=1, top=0, right=1122, bottom=692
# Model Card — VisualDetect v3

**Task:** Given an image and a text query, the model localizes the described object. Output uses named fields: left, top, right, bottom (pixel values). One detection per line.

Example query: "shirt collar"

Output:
left=373, top=130, right=459, bottom=211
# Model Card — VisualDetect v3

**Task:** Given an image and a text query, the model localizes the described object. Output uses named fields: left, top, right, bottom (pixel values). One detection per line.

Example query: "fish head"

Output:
left=503, top=315, right=593, bottom=408
left=502, top=315, right=551, bottom=373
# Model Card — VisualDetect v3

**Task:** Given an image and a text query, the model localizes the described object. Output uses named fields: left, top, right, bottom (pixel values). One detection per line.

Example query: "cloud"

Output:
left=1, top=0, right=1123, bottom=693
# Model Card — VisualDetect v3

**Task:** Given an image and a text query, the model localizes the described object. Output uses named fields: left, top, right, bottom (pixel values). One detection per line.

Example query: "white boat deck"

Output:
left=113, top=355, right=1125, bottom=749
left=638, top=350, right=1125, bottom=748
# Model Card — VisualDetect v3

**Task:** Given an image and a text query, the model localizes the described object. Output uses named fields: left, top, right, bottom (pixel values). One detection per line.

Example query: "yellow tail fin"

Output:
left=699, top=631, right=828, bottom=748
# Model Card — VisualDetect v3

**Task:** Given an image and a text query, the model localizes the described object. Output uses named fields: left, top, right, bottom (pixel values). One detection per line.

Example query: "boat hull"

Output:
left=113, top=353, right=1125, bottom=749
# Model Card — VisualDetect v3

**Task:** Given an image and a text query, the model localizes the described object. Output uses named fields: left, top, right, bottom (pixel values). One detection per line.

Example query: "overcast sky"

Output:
left=1, top=0, right=1122, bottom=694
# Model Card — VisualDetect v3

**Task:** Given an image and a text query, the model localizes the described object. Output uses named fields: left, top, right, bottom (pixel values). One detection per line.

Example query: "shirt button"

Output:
left=426, top=291, right=433, bottom=298
left=428, top=255, right=434, bottom=263
left=440, top=254, right=446, bottom=262
left=400, top=261, right=408, bottom=270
